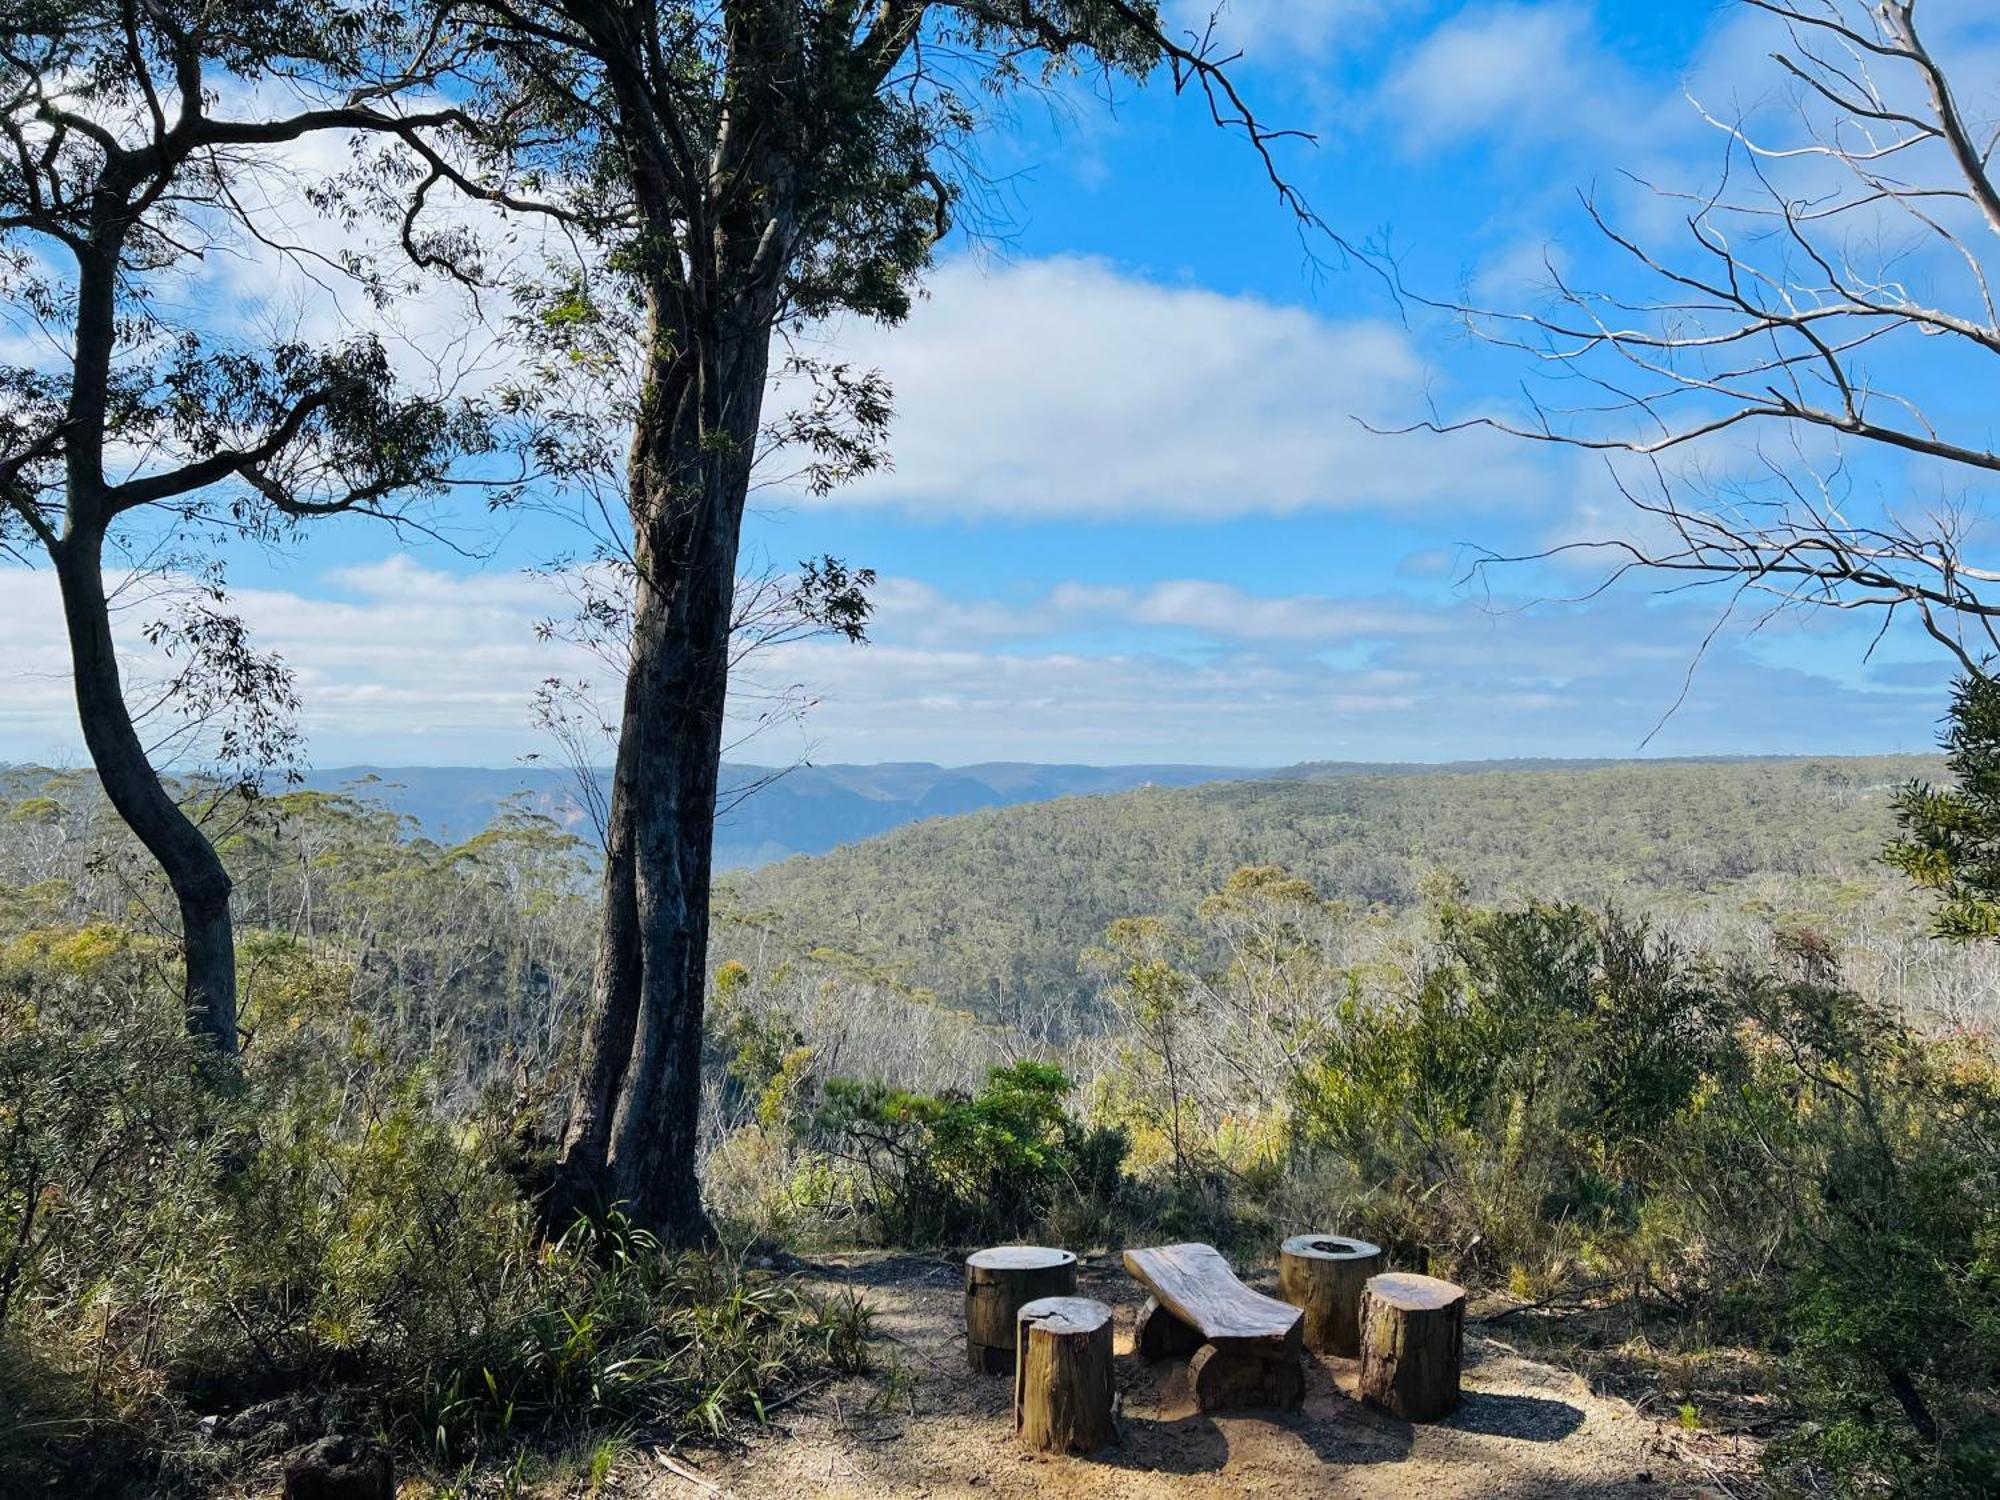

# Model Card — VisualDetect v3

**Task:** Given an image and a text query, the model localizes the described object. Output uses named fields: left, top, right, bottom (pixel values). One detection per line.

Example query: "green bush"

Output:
left=408, top=1211, right=862, bottom=1461
left=0, top=930, right=854, bottom=1494
left=1280, top=900, right=2000, bottom=1494
left=1287, top=904, right=1727, bottom=1283
left=1702, top=956, right=2000, bottom=1497
left=812, top=1061, right=1128, bottom=1246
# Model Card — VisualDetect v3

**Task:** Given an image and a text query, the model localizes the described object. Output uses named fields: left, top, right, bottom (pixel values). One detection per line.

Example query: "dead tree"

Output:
left=1381, top=7, right=2000, bottom=1441
left=1392, top=1, right=2000, bottom=686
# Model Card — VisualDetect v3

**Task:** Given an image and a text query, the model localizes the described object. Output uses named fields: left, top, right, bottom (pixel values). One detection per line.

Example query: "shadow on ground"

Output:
left=693, top=1251, right=1706, bottom=1499
left=1443, top=1391, right=1587, bottom=1442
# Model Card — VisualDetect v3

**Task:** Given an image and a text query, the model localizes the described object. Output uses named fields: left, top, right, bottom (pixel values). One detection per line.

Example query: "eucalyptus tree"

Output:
left=423, top=0, right=1313, bottom=1238
left=0, top=1, right=493, bottom=1052
left=530, top=554, right=877, bottom=852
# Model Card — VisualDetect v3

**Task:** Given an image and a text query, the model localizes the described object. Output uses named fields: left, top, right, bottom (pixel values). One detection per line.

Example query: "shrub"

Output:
left=1286, top=904, right=1727, bottom=1283
left=1283, top=903, right=2000, bottom=1494
left=812, top=1061, right=1128, bottom=1245
left=1703, top=959, right=2000, bottom=1497
left=0, top=929, right=855, bottom=1493
left=408, top=1212, right=859, bottom=1461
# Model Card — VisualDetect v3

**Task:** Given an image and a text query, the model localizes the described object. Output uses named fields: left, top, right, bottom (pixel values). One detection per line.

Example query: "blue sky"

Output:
left=6, top=0, right=1995, bottom=769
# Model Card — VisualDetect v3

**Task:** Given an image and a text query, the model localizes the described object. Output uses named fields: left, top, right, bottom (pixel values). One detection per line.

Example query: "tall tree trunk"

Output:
left=547, top=0, right=807, bottom=1240
left=599, top=537, right=733, bottom=1235
left=548, top=719, right=644, bottom=1213
left=551, top=296, right=773, bottom=1243
left=50, top=525, right=238, bottom=1053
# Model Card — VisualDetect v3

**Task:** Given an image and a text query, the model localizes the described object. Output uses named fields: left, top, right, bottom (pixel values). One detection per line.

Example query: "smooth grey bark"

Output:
left=50, top=526, right=238, bottom=1051
left=528, top=0, right=1256, bottom=1245
left=537, top=0, right=815, bottom=1243
left=43, top=167, right=243, bottom=1054
left=551, top=289, right=778, bottom=1240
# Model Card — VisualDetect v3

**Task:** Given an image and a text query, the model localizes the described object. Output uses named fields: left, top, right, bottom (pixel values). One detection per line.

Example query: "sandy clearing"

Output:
left=644, top=1253, right=1728, bottom=1500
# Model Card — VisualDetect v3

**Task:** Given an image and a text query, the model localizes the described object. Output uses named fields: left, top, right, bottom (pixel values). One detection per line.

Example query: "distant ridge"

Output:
left=720, top=753, right=1945, bottom=1021
left=293, top=755, right=1870, bottom=865
left=1272, top=753, right=1849, bottom=779
left=289, top=760, right=1265, bottom=867
left=2, top=752, right=1926, bottom=872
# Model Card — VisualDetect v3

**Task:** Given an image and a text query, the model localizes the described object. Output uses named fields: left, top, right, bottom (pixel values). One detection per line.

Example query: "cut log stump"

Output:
left=1013, top=1296, right=1115, bottom=1455
left=1358, top=1272, right=1465, bottom=1422
left=1189, top=1339, right=1305, bottom=1412
left=1278, top=1233, right=1384, bottom=1356
left=965, top=1245, right=1077, bottom=1374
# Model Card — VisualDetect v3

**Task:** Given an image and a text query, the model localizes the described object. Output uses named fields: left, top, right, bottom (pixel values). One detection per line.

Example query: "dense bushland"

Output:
left=3, top=765, right=1998, bottom=1494
left=719, top=755, right=1963, bottom=1025
left=0, top=793, right=863, bottom=1496
left=709, top=863, right=1999, bottom=1496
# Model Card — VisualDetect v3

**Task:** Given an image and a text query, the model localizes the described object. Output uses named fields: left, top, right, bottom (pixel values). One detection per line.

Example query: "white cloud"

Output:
left=1167, top=0, right=1390, bottom=59
left=0, top=556, right=1950, bottom=769
left=865, top=578, right=1057, bottom=647
left=1471, top=237, right=1572, bottom=305
left=0, top=560, right=596, bottom=768
left=812, top=256, right=1541, bottom=520
left=1379, top=3, right=1658, bottom=153
left=753, top=591, right=1946, bottom=765
left=870, top=576, right=1450, bottom=648
left=1124, top=580, right=1443, bottom=641
left=185, top=119, right=554, bottom=407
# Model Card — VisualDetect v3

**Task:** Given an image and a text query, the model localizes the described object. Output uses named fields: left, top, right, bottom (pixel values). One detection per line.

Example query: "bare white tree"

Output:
left=1390, top=1, right=2000, bottom=678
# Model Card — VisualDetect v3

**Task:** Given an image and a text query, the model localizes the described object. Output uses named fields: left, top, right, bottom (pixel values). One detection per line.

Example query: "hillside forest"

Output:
left=6, top=750, right=2000, bottom=1495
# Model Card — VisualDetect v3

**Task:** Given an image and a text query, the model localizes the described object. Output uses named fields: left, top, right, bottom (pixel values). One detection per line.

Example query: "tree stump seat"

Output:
left=1123, top=1242, right=1304, bottom=1412
left=1013, top=1296, right=1115, bottom=1454
left=965, top=1245, right=1077, bottom=1373
left=1358, top=1271, right=1465, bottom=1422
left=1278, top=1232, right=1385, bottom=1355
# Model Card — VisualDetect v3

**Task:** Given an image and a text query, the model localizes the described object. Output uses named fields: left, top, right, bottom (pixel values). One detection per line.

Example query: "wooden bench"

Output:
left=1123, top=1242, right=1304, bottom=1411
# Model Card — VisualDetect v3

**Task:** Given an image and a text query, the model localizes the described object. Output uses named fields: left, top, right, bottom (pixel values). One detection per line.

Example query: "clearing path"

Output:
left=647, top=1252, right=1731, bottom=1500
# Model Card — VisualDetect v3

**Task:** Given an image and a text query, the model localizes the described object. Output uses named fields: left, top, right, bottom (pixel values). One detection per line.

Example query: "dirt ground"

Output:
left=640, top=1253, right=1744, bottom=1500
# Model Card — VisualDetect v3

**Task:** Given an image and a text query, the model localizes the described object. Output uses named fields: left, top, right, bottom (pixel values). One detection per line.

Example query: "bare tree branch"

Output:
left=1398, top=0, right=2000, bottom=685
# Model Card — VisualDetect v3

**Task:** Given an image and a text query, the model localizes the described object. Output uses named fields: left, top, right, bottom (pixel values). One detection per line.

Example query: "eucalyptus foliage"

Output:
left=0, top=0, right=500, bottom=1049
left=1889, top=671, right=2000, bottom=940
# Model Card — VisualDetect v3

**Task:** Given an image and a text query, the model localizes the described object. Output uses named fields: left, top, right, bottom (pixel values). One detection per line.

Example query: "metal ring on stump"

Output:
left=1013, top=1296, right=1115, bottom=1455
left=1278, top=1233, right=1385, bottom=1356
left=964, top=1245, right=1077, bottom=1374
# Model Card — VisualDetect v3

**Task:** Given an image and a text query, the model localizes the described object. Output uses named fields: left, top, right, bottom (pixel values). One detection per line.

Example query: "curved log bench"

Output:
left=1278, top=1233, right=1384, bottom=1356
left=965, top=1246, right=1077, bottom=1374
left=1123, top=1242, right=1304, bottom=1412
